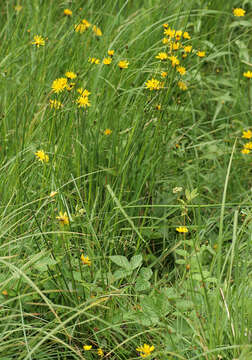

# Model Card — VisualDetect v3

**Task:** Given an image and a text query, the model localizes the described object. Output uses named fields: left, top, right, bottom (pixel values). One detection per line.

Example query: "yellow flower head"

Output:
left=75, top=23, right=87, bottom=33
left=81, top=253, right=91, bottom=266
left=176, top=226, right=188, bottom=233
left=31, top=35, right=45, bottom=47
left=77, top=88, right=91, bottom=96
left=118, top=60, right=129, bottom=69
left=145, top=78, right=163, bottom=91
left=103, top=57, right=112, bottom=65
left=243, top=71, right=252, bottom=78
left=162, top=37, right=169, bottom=44
left=183, top=31, right=191, bottom=40
left=197, top=51, right=206, bottom=58
left=161, top=71, right=168, bottom=78
left=35, top=150, right=49, bottom=163
left=175, top=30, right=182, bottom=41
left=49, top=191, right=58, bottom=198
left=64, top=8, right=72, bottom=16
left=108, top=50, right=115, bottom=57
left=89, top=57, right=100, bottom=64
left=56, top=211, right=69, bottom=225
left=242, top=130, right=252, bottom=139
left=233, top=8, right=245, bottom=17
left=51, top=77, right=68, bottom=93
left=14, top=4, right=22, bottom=12
left=155, top=52, right=168, bottom=60
left=241, top=148, right=250, bottom=154
left=65, top=71, right=77, bottom=79
left=93, top=25, right=102, bottom=36
left=244, top=142, right=252, bottom=150
left=104, top=128, right=112, bottom=135
left=176, top=66, right=186, bottom=75
left=83, top=345, right=92, bottom=351
left=97, top=348, right=104, bottom=357
left=163, top=23, right=169, bottom=28
left=178, top=80, right=188, bottom=91
left=76, top=94, right=91, bottom=108
left=168, top=55, right=179, bottom=67
left=136, top=344, right=155, bottom=358
left=171, top=41, right=180, bottom=51
left=2, top=290, right=8, bottom=296
left=82, top=19, right=91, bottom=28
left=164, top=27, right=175, bottom=38
left=184, top=45, right=192, bottom=53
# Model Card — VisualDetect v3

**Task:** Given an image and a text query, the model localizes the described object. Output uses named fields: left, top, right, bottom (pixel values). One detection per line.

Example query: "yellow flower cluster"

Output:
left=241, top=129, right=252, bottom=154
left=74, top=18, right=102, bottom=37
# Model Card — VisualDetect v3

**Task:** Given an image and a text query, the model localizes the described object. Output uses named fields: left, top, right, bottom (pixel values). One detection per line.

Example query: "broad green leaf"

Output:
left=139, top=267, right=152, bottom=280
left=175, top=249, right=188, bottom=257
left=130, top=254, right=142, bottom=269
left=175, top=259, right=185, bottom=265
left=110, top=255, right=131, bottom=270
left=135, top=278, right=150, bottom=292
left=113, top=269, right=132, bottom=280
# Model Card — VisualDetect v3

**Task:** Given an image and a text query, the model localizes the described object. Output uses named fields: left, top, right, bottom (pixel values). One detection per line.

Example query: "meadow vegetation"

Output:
left=0, top=0, right=252, bottom=359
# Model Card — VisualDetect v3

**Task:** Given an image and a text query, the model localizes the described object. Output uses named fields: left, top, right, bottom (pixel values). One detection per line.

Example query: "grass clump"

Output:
left=0, top=0, right=252, bottom=359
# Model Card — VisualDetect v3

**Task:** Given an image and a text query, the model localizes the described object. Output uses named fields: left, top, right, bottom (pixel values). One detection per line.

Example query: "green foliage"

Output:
left=0, top=0, right=252, bottom=359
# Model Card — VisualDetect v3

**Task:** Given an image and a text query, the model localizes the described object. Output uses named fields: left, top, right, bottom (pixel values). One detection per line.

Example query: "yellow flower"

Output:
left=14, top=4, right=22, bottom=12
left=49, top=99, right=63, bottom=109
left=233, top=8, right=245, bottom=17
left=35, top=150, right=49, bottom=163
left=51, top=77, right=68, bottom=93
left=168, top=55, right=179, bottom=67
left=136, top=344, right=155, bottom=358
left=178, top=81, right=188, bottom=91
left=118, top=60, right=129, bottom=69
left=176, top=226, right=188, bottom=233
left=75, top=23, right=87, bottom=33
left=93, top=25, right=102, bottom=36
left=81, top=253, right=91, bottom=266
left=65, top=71, right=77, bottom=79
left=242, top=130, right=252, bottom=139
left=145, top=78, right=163, bottom=91
left=66, top=82, right=75, bottom=91
left=64, top=8, right=72, bottom=16
left=2, top=290, right=8, bottom=296
left=244, top=142, right=252, bottom=150
left=155, top=52, right=168, bottom=60
left=89, top=57, right=100, bottom=64
left=97, top=348, right=104, bottom=357
left=82, top=19, right=91, bottom=28
left=243, top=71, right=252, bottom=78
left=176, top=66, right=186, bottom=75
left=104, top=128, right=112, bottom=135
left=155, top=104, right=161, bottom=110
left=171, top=41, right=180, bottom=51
left=183, top=31, right=191, bottom=39
left=197, top=51, right=206, bottom=58
left=184, top=45, right=192, bottom=53
left=31, top=35, right=45, bottom=47
left=76, top=95, right=91, bottom=108
left=108, top=50, right=114, bottom=57
left=49, top=191, right=58, bottom=197
left=164, top=27, right=175, bottom=38
left=77, top=88, right=91, bottom=96
left=175, top=30, right=182, bottom=41
left=163, top=23, right=169, bottom=28
left=56, top=211, right=69, bottom=225
left=241, top=148, right=250, bottom=154
left=162, top=37, right=169, bottom=44
left=83, top=345, right=92, bottom=351
left=161, top=71, right=168, bottom=78
left=103, top=57, right=112, bottom=65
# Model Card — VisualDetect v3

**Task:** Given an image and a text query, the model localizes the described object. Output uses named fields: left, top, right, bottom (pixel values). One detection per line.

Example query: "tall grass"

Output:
left=0, top=0, right=252, bottom=359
